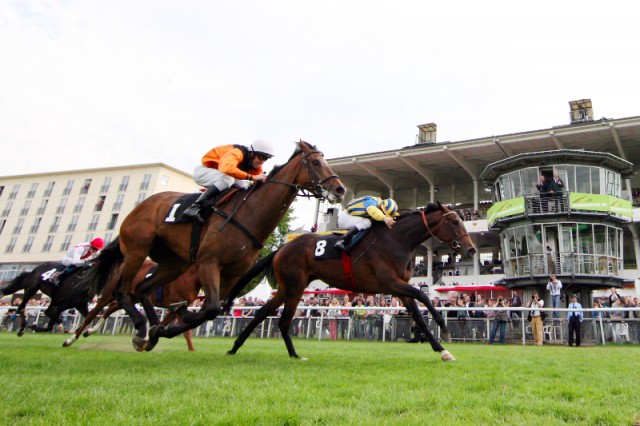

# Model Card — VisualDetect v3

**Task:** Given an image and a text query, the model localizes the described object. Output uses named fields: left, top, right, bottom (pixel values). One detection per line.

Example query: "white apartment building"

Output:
left=0, top=163, right=199, bottom=281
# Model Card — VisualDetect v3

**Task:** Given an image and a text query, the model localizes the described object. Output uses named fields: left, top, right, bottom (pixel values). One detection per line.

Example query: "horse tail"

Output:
left=88, top=237, right=124, bottom=295
left=0, top=271, right=31, bottom=297
left=223, top=249, right=279, bottom=314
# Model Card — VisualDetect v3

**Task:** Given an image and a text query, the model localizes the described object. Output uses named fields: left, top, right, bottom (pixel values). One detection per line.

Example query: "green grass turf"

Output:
left=0, top=333, right=638, bottom=425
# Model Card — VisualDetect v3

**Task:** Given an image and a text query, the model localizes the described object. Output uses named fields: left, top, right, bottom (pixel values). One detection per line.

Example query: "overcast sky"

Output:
left=2, top=1, right=640, bottom=229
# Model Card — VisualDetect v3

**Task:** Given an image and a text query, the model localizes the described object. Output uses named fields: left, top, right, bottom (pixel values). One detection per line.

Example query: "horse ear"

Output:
left=437, top=200, right=444, bottom=210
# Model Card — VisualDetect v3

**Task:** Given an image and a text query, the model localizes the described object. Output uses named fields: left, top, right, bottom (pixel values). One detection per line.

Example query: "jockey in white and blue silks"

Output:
left=335, top=196, right=399, bottom=252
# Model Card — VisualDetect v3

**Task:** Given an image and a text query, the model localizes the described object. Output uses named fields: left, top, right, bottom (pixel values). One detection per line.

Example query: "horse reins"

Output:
left=264, top=146, right=340, bottom=199
left=421, top=209, right=468, bottom=251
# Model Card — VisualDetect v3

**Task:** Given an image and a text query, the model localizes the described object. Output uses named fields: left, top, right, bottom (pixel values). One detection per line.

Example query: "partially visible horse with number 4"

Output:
left=225, top=203, right=476, bottom=362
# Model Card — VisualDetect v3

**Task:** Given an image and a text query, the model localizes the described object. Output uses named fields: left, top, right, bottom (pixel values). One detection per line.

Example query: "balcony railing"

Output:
left=504, top=253, right=623, bottom=278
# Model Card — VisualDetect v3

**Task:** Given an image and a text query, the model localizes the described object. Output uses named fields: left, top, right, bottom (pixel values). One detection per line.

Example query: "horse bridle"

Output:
left=265, top=146, right=340, bottom=200
left=420, top=209, right=469, bottom=251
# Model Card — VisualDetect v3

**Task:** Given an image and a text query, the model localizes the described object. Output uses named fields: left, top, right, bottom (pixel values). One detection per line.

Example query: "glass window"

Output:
left=13, top=218, right=24, bottom=234
left=592, top=167, right=602, bottom=195
left=42, top=235, right=55, bottom=252
left=29, top=217, right=42, bottom=234
left=0, top=219, right=5, bottom=235
left=100, top=177, right=112, bottom=193
left=140, top=174, right=152, bottom=191
left=44, top=181, right=55, bottom=197
left=577, top=224, right=593, bottom=254
left=112, top=194, right=125, bottom=211
left=594, top=225, right=606, bottom=255
left=74, top=196, right=85, bottom=213
left=49, top=216, right=61, bottom=233
left=499, top=175, right=513, bottom=200
left=56, top=198, right=68, bottom=214
left=36, top=199, right=49, bottom=215
left=63, top=180, right=74, bottom=196
left=19, top=200, right=31, bottom=216
left=8, top=184, right=20, bottom=200
left=67, top=215, right=79, bottom=232
left=514, top=226, right=527, bottom=256
left=88, top=214, right=100, bottom=231
left=511, top=171, right=523, bottom=198
left=520, top=168, right=540, bottom=196
left=27, top=183, right=38, bottom=198
left=22, top=236, right=34, bottom=253
left=95, top=195, right=106, bottom=212
left=1, top=201, right=13, bottom=217
left=119, top=176, right=130, bottom=192
left=80, top=179, right=92, bottom=195
left=575, top=166, right=590, bottom=193
left=60, top=234, right=73, bottom=252
left=107, top=213, right=119, bottom=230
left=5, top=236, right=17, bottom=253
left=135, top=192, right=146, bottom=206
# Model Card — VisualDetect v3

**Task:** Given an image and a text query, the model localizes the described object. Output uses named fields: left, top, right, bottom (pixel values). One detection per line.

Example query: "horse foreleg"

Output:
left=413, top=289, right=451, bottom=342
left=116, top=292, right=149, bottom=351
left=227, top=295, right=283, bottom=355
left=65, top=298, right=113, bottom=346
left=402, top=297, right=454, bottom=362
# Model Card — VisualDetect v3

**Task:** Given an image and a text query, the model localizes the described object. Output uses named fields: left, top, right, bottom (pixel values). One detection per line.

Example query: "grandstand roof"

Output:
left=327, top=115, right=640, bottom=200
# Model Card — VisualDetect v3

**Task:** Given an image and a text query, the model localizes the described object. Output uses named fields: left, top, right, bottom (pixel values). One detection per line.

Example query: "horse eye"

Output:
left=452, top=220, right=459, bottom=225
left=312, top=159, right=320, bottom=166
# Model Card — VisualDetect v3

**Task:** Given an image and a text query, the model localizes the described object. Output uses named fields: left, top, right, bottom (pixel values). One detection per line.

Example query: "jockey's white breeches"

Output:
left=337, top=210, right=372, bottom=231
left=193, top=165, right=250, bottom=190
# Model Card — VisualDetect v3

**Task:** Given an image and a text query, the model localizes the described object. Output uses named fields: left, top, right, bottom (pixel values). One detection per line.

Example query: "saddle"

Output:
left=165, top=188, right=240, bottom=224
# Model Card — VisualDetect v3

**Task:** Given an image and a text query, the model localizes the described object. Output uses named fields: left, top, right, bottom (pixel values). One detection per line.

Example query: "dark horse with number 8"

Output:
left=225, top=202, right=476, bottom=362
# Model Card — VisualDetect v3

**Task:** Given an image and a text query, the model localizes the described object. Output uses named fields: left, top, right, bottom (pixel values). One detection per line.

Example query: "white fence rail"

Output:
left=1, top=306, right=638, bottom=346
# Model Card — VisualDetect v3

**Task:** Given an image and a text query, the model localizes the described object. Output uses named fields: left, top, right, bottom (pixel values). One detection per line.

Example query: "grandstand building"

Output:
left=320, top=100, right=640, bottom=303
left=0, top=163, right=199, bottom=281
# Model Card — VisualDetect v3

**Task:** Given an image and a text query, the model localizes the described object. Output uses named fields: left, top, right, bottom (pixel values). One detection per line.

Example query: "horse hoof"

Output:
left=17, top=330, right=24, bottom=337
left=144, top=325, right=163, bottom=352
left=440, top=350, right=456, bottom=362
left=441, top=331, right=452, bottom=343
left=62, top=339, right=73, bottom=347
left=132, top=336, right=148, bottom=352
left=83, top=331, right=91, bottom=338
left=226, top=350, right=236, bottom=356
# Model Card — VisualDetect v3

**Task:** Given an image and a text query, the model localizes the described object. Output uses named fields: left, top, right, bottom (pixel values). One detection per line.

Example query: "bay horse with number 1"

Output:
left=87, top=141, right=344, bottom=351
left=225, top=203, right=476, bottom=362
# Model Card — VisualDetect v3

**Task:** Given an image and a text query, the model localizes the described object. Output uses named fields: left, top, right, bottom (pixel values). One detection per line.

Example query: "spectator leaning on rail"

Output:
left=335, top=195, right=400, bottom=252
left=183, top=140, right=275, bottom=222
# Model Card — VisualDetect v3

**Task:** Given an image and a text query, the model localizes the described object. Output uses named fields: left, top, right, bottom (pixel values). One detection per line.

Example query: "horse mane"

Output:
left=265, top=141, right=316, bottom=179
left=394, top=203, right=441, bottom=221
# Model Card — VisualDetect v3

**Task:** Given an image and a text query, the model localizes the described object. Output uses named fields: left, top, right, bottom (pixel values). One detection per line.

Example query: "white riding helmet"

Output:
left=250, top=140, right=275, bottom=159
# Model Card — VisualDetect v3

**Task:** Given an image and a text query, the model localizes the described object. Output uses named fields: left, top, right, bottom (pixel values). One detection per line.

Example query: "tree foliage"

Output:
left=240, top=207, right=296, bottom=296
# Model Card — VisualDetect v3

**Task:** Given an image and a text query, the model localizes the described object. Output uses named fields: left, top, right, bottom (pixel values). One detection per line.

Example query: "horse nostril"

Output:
left=468, top=248, right=477, bottom=256
left=335, top=186, right=346, bottom=196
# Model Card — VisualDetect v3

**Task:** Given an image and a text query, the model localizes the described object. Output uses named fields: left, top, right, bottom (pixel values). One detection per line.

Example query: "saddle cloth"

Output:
left=312, top=230, right=368, bottom=259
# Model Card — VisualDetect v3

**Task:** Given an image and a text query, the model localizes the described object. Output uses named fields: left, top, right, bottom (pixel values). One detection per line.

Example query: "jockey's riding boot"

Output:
left=183, top=186, right=220, bottom=223
left=334, top=228, right=359, bottom=252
